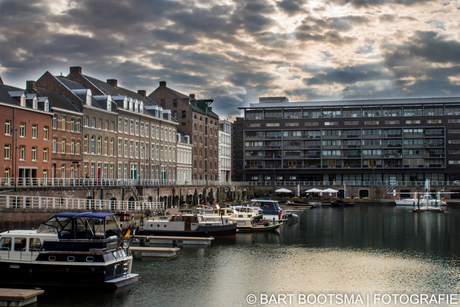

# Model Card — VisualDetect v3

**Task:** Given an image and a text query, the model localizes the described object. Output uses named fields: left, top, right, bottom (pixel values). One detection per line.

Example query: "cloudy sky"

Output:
left=1, top=0, right=459, bottom=120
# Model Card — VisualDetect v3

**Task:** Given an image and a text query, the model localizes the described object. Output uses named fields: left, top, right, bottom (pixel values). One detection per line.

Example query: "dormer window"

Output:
left=20, top=93, right=26, bottom=107
left=134, top=101, right=138, bottom=113
left=107, top=96, right=112, bottom=111
left=129, top=99, right=133, bottom=111
left=86, top=90, right=92, bottom=106
left=139, top=102, right=144, bottom=113
left=32, top=96, right=38, bottom=109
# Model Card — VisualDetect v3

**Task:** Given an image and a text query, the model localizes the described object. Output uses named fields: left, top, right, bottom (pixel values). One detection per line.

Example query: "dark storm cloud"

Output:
left=212, top=95, right=247, bottom=119
left=327, top=0, right=435, bottom=9
left=151, top=29, right=198, bottom=46
left=229, top=71, right=277, bottom=87
left=55, top=0, right=183, bottom=33
left=294, top=15, right=368, bottom=44
left=276, top=0, right=308, bottom=16
left=302, top=63, right=392, bottom=86
left=384, top=31, right=460, bottom=66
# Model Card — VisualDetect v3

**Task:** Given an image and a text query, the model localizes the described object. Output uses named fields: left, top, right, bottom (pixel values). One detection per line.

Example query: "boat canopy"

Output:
left=38, top=212, right=120, bottom=239
left=54, top=212, right=118, bottom=219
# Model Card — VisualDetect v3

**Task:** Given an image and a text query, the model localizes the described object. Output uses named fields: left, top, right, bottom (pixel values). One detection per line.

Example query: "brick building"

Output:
left=149, top=81, right=219, bottom=182
left=0, top=83, right=53, bottom=184
left=25, top=81, right=83, bottom=179
left=66, top=67, right=178, bottom=182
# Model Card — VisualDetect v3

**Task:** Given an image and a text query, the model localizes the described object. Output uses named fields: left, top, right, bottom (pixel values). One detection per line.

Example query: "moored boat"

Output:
left=331, top=199, right=355, bottom=207
left=249, top=199, right=283, bottom=221
left=232, top=217, right=282, bottom=232
left=0, top=212, right=138, bottom=289
left=137, top=213, right=237, bottom=237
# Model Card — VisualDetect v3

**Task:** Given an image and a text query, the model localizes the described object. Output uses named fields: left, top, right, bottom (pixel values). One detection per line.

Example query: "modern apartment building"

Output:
left=240, top=96, right=460, bottom=183
left=232, top=117, right=244, bottom=182
left=149, top=81, right=219, bottom=182
left=218, top=119, right=232, bottom=182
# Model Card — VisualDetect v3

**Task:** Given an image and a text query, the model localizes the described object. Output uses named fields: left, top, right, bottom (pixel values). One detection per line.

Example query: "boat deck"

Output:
left=130, top=246, right=180, bottom=258
left=134, top=235, right=214, bottom=246
left=0, top=288, right=44, bottom=306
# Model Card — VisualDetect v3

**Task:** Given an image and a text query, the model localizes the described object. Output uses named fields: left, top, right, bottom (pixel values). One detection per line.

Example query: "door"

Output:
left=185, top=216, right=191, bottom=231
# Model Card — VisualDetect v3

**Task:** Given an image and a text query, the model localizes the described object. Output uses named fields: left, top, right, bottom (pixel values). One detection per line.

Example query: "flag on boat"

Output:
left=124, top=224, right=132, bottom=237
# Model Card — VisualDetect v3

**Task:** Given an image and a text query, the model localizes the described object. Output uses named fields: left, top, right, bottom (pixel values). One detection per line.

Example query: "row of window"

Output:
left=193, top=123, right=217, bottom=136
left=52, top=116, right=81, bottom=133
left=4, top=144, right=49, bottom=162
left=5, top=121, right=50, bottom=140
left=116, top=117, right=176, bottom=143
left=248, top=119, right=442, bottom=127
left=245, top=159, right=444, bottom=169
left=246, top=107, right=460, bottom=120
left=193, top=135, right=218, bottom=147
left=245, top=128, right=445, bottom=139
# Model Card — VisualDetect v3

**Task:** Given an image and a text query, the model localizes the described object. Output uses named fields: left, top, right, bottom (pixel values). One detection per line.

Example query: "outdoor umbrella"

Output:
left=305, top=188, right=323, bottom=193
left=192, top=189, right=198, bottom=206
left=322, top=188, right=339, bottom=193
left=275, top=188, right=293, bottom=193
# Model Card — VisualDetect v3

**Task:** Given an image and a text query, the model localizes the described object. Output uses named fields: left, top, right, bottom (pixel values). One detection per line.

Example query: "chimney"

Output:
left=159, top=81, right=166, bottom=87
left=26, top=80, right=36, bottom=90
left=189, top=94, right=195, bottom=100
left=107, top=79, right=118, bottom=87
left=138, top=90, right=146, bottom=96
left=70, top=66, right=82, bottom=74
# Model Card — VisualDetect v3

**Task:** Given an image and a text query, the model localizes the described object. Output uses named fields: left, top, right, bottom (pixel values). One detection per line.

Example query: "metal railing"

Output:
left=0, top=178, right=457, bottom=190
left=0, top=194, right=164, bottom=212
left=0, top=177, right=247, bottom=189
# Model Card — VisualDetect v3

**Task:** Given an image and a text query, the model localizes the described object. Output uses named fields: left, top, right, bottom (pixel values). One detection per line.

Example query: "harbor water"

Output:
left=39, top=204, right=460, bottom=306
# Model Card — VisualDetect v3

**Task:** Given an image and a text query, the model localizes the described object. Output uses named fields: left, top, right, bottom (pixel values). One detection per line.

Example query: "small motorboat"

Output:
left=232, top=217, right=282, bottom=232
left=331, top=199, right=355, bottom=207
left=137, top=213, right=237, bottom=237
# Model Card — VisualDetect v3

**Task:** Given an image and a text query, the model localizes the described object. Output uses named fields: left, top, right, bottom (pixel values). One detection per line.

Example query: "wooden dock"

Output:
left=134, top=235, right=214, bottom=246
left=0, top=288, right=44, bottom=306
left=130, top=246, right=180, bottom=258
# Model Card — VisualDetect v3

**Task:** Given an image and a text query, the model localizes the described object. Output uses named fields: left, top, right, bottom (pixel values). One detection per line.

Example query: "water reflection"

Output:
left=37, top=204, right=460, bottom=307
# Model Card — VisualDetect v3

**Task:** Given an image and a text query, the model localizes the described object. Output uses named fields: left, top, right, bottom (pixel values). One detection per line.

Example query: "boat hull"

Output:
left=137, top=224, right=237, bottom=237
left=0, top=260, right=138, bottom=289
left=331, top=200, right=355, bottom=207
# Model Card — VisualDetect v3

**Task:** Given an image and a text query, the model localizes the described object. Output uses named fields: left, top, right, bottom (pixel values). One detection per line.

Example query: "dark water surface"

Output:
left=39, top=205, right=460, bottom=306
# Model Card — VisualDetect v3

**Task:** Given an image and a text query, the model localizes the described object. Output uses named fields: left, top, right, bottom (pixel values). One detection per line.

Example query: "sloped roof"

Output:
left=82, top=75, right=158, bottom=108
left=55, top=76, right=112, bottom=111
left=0, top=84, right=24, bottom=106
left=31, top=88, right=81, bottom=113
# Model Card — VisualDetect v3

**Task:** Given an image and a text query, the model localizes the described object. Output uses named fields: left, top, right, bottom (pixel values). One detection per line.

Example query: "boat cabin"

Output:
left=250, top=200, right=282, bottom=219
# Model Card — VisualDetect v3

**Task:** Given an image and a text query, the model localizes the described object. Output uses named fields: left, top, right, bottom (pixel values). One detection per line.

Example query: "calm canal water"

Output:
left=39, top=204, right=460, bottom=307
